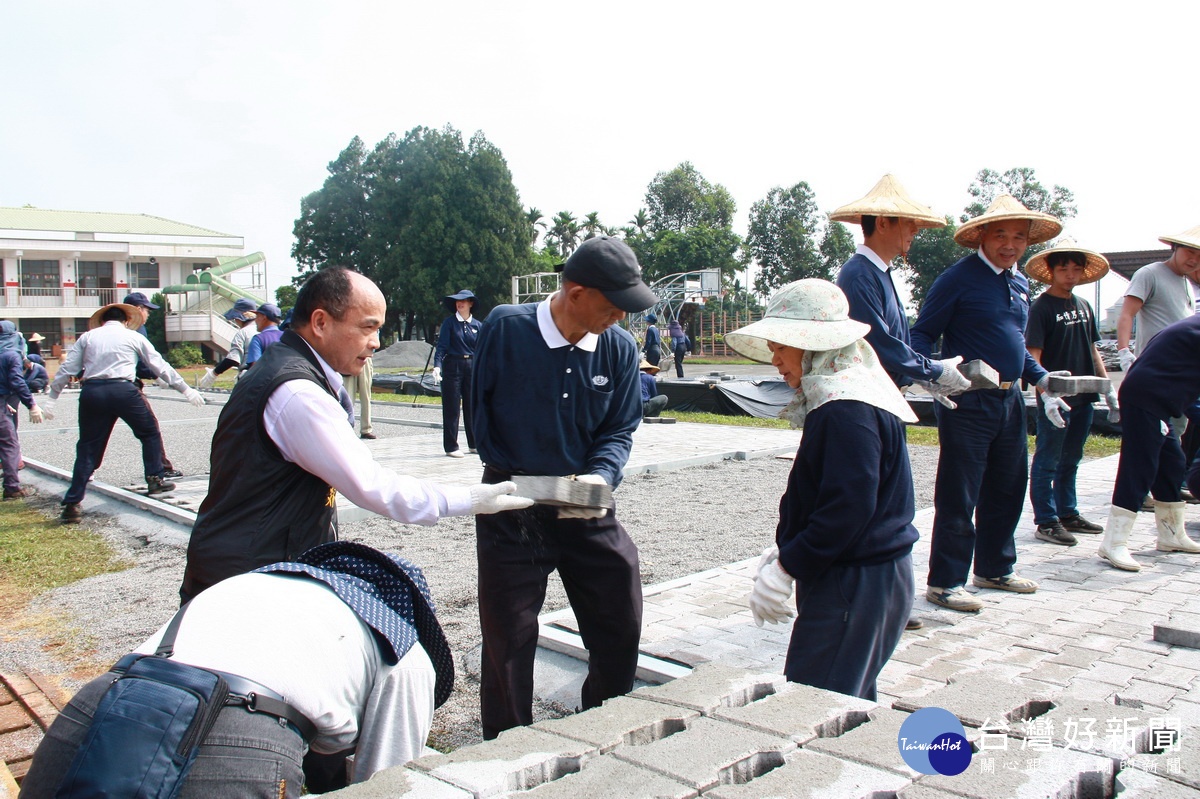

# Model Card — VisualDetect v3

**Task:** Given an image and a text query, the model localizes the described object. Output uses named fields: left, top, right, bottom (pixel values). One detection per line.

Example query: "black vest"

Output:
left=181, top=331, right=340, bottom=602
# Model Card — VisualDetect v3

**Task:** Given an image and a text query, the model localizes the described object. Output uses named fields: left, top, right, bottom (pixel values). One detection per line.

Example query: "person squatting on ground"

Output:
left=911, top=195, right=1078, bottom=613
left=639, top=358, right=668, bottom=418
left=21, top=542, right=453, bottom=796
left=44, top=302, right=206, bottom=524
left=22, top=356, right=48, bottom=394
left=1023, top=240, right=1118, bottom=546
left=471, top=236, right=656, bottom=739
left=181, top=267, right=531, bottom=604
left=729, top=279, right=918, bottom=701
left=1100, top=313, right=1200, bottom=571
left=432, top=289, right=482, bottom=457
left=0, top=347, right=45, bottom=499
left=199, top=297, right=260, bottom=388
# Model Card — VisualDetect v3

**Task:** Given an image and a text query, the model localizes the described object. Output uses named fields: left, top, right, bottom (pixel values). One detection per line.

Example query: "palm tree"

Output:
left=629, top=208, right=650, bottom=235
left=526, top=207, right=547, bottom=247
left=548, top=211, right=581, bottom=257
left=582, top=212, right=602, bottom=240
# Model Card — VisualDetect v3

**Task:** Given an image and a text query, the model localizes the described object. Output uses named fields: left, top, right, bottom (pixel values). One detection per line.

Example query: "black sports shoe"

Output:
left=61, top=503, right=82, bottom=524
left=146, top=475, right=177, bottom=495
left=1060, top=514, right=1103, bottom=534
left=1035, top=521, right=1077, bottom=546
left=161, top=468, right=184, bottom=479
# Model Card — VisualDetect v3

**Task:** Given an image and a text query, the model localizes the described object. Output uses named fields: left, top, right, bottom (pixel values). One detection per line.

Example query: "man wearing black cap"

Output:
left=124, top=291, right=183, bottom=478
left=471, top=236, right=658, bottom=738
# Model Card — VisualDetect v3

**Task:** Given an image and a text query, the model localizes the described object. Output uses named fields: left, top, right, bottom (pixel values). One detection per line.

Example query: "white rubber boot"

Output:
left=1156, top=501, right=1200, bottom=553
left=1099, top=506, right=1141, bottom=571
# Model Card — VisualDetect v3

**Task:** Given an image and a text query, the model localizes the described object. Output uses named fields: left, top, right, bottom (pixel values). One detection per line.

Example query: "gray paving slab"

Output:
left=514, top=755, right=697, bottom=799
left=531, top=695, right=698, bottom=754
left=915, top=745, right=1113, bottom=799
left=709, top=680, right=876, bottom=745
left=703, top=749, right=912, bottom=799
left=1114, top=768, right=1200, bottom=798
left=324, top=767, right=471, bottom=798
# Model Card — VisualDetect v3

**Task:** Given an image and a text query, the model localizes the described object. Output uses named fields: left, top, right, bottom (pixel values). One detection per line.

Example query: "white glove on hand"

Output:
left=41, top=397, right=56, bottom=416
left=28, top=405, right=44, bottom=424
left=1118, top=348, right=1136, bottom=371
left=933, top=356, right=972, bottom=394
left=1161, top=421, right=1170, bottom=437
left=1104, top=387, right=1120, bottom=424
left=1037, top=370, right=1074, bottom=399
left=468, top=481, right=534, bottom=515
left=557, top=474, right=609, bottom=520
left=198, top=368, right=217, bottom=389
left=915, top=380, right=957, bottom=410
left=431, top=367, right=442, bottom=385
left=1042, top=396, right=1069, bottom=429
left=183, top=388, right=206, bottom=408
left=749, top=556, right=795, bottom=627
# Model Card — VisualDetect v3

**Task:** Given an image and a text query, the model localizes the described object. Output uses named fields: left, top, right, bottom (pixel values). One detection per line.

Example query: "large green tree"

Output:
left=644, top=162, right=736, bottom=232
left=747, top=182, right=847, bottom=294
left=899, top=218, right=969, bottom=312
left=292, top=126, right=531, bottom=340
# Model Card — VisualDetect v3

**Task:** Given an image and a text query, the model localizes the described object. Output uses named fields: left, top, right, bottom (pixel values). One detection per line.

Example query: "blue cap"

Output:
left=645, top=313, right=657, bottom=323
left=255, top=303, right=282, bottom=322
left=223, top=297, right=258, bottom=321
left=123, top=292, right=160, bottom=310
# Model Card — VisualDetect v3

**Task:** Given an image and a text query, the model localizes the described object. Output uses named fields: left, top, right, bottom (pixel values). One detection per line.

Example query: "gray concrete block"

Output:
left=892, top=673, right=1055, bottom=729
left=509, top=475, right=613, bottom=509
left=532, top=695, right=699, bottom=754
left=959, top=359, right=1000, bottom=389
left=632, top=662, right=785, bottom=715
left=610, top=716, right=795, bottom=792
left=322, top=767, right=471, bottom=798
left=1045, top=374, right=1112, bottom=396
left=1156, top=621, right=1200, bottom=650
left=806, top=707, right=932, bottom=778
left=1115, top=767, right=1200, bottom=798
left=408, top=727, right=597, bottom=797
left=918, top=745, right=1113, bottom=798
left=516, top=755, right=697, bottom=799
left=704, top=749, right=912, bottom=799
left=1031, top=694, right=1140, bottom=759
left=710, top=680, right=876, bottom=745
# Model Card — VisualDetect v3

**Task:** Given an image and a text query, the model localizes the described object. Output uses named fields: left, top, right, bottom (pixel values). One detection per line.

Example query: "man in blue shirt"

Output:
left=639, top=359, right=667, bottom=417
left=245, top=303, right=284, bottom=367
left=472, top=236, right=657, bottom=739
left=911, top=195, right=1071, bottom=613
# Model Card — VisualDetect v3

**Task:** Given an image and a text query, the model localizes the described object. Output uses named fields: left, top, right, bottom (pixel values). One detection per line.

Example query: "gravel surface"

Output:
left=2, top=389, right=941, bottom=751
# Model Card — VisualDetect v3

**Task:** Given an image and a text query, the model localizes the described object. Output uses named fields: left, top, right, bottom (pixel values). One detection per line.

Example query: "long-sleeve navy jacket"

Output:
left=1120, top=315, right=1200, bottom=421
left=0, top=350, right=35, bottom=409
left=434, top=315, right=482, bottom=368
left=471, top=303, right=641, bottom=488
left=910, top=253, right=1047, bottom=386
left=776, top=400, right=917, bottom=586
left=837, top=253, right=940, bottom=387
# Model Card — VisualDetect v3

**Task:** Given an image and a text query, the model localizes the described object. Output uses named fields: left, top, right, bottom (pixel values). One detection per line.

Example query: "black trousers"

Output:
left=476, top=470, right=642, bottom=739
left=65, top=380, right=164, bottom=504
left=440, top=356, right=475, bottom=453
left=1115, top=405, right=1185, bottom=511
left=136, top=380, right=175, bottom=471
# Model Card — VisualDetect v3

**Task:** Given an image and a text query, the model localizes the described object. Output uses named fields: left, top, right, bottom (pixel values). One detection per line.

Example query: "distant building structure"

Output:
left=0, top=206, right=264, bottom=355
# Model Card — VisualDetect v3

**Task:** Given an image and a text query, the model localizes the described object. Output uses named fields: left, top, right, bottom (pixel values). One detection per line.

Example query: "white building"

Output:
left=0, top=206, right=265, bottom=356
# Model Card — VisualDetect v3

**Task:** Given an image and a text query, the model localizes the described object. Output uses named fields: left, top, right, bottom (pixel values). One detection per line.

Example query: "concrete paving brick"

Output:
left=1141, top=664, right=1200, bottom=690
left=1116, top=680, right=1182, bottom=710
left=1166, top=649, right=1200, bottom=670
left=805, top=707, right=926, bottom=778
left=532, top=695, right=698, bottom=754
left=915, top=745, right=1113, bottom=798
left=610, top=716, right=794, bottom=792
left=1032, top=694, right=1141, bottom=759
left=878, top=675, right=952, bottom=703
left=1084, top=661, right=1141, bottom=688
left=1113, top=767, right=1200, bottom=799
left=1011, top=635, right=1067, bottom=655
left=1023, top=662, right=1086, bottom=687
left=1050, top=645, right=1106, bottom=669
left=324, top=768, right=471, bottom=798
left=516, top=755, right=697, bottom=799
left=704, top=748, right=912, bottom=799
left=1157, top=621, right=1200, bottom=650
left=986, top=644, right=1057, bottom=670
left=711, top=681, right=875, bottom=745
left=1103, top=647, right=1166, bottom=672
left=890, top=643, right=947, bottom=668
left=893, top=674, right=1055, bottom=729
left=1059, top=678, right=1120, bottom=702
left=1074, top=633, right=1144, bottom=654
left=408, top=727, right=597, bottom=797
left=911, top=659, right=977, bottom=684
left=633, top=662, right=784, bottom=715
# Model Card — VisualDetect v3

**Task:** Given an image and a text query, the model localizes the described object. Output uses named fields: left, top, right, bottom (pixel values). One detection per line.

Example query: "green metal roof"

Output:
left=0, top=206, right=236, bottom=238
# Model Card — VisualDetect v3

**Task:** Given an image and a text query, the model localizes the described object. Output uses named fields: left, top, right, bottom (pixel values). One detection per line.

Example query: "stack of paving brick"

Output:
left=325, top=662, right=1199, bottom=798
left=0, top=669, right=68, bottom=792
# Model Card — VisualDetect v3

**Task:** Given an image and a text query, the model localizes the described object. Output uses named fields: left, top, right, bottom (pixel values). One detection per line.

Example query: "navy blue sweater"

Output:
left=472, top=303, right=641, bottom=488
left=837, top=253, right=940, bottom=387
left=910, top=253, right=1047, bottom=386
left=776, top=400, right=917, bottom=586
left=435, top=314, right=482, bottom=367
left=1120, top=315, right=1200, bottom=421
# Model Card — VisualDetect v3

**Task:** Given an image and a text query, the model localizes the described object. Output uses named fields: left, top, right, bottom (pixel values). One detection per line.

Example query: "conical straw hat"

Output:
left=829, top=174, right=945, bottom=229
left=1159, top=224, right=1200, bottom=251
left=954, top=194, right=1062, bottom=248
left=88, top=303, right=142, bottom=330
left=1023, top=238, right=1110, bottom=285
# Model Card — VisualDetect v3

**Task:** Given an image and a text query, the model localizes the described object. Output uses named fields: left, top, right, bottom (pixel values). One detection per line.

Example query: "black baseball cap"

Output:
left=558, top=236, right=658, bottom=313
left=123, top=292, right=160, bottom=310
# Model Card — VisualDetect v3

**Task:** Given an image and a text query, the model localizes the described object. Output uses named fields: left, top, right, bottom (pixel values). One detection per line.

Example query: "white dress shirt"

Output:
left=48, top=321, right=189, bottom=397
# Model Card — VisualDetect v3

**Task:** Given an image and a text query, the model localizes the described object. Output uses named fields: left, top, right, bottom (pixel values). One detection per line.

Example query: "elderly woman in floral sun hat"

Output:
left=726, top=279, right=918, bottom=700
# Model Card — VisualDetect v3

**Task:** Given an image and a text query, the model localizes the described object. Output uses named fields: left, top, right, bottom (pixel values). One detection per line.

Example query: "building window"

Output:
left=20, top=319, right=62, bottom=351
left=130, top=261, right=160, bottom=288
left=77, top=261, right=114, bottom=289
left=19, top=260, right=60, bottom=289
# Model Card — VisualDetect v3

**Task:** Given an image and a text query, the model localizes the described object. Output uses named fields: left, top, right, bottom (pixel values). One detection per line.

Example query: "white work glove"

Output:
left=1042, top=396, right=1069, bottom=429
left=198, top=368, right=217, bottom=389
left=28, top=405, right=44, bottom=424
left=933, top=356, right=972, bottom=395
left=468, top=481, right=534, bottom=515
left=1161, top=421, right=1170, bottom=437
left=431, top=367, right=442, bottom=385
left=1118, top=347, right=1136, bottom=371
left=915, top=380, right=957, bottom=410
left=749, top=547, right=795, bottom=627
left=41, top=397, right=56, bottom=416
left=557, top=474, right=609, bottom=520
left=1104, top=387, right=1120, bottom=424
left=1036, top=370, right=1074, bottom=399
left=183, top=388, right=206, bottom=408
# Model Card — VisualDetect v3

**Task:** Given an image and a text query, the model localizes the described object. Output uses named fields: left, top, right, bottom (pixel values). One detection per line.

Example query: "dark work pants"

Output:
left=65, top=380, right=165, bottom=504
left=440, top=356, right=475, bottom=453
left=927, top=388, right=1025, bottom=589
left=785, top=554, right=913, bottom=701
left=20, top=671, right=305, bottom=798
left=643, top=395, right=668, bottom=418
left=476, top=478, right=642, bottom=740
left=644, top=346, right=661, bottom=367
left=0, top=396, right=20, bottom=492
left=1115, top=405, right=1185, bottom=512
left=136, top=380, right=175, bottom=471
left=673, top=342, right=687, bottom=378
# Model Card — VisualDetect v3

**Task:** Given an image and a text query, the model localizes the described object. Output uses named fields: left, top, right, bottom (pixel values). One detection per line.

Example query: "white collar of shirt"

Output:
left=856, top=244, right=892, bottom=274
left=455, top=312, right=473, bottom=323
left=537, top=294, right=599, bottom=352
left=977, top=249, right=1011, bottom=275
left=293, top=335, right=346, bottom=394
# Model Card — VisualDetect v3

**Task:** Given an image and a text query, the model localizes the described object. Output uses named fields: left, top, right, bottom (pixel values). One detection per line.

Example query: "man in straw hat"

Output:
left=911, top=195, right=1075, bottom=613
left=727, top=279, right=918, bottom=699
left=638, top=358, right=668, bottom=417
left=1024, top=240, right=1119, bottom=547
left=833, top=175, right=972, bottom=408
left=44, top=302, right=207, bottom=523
